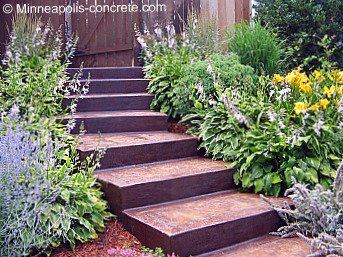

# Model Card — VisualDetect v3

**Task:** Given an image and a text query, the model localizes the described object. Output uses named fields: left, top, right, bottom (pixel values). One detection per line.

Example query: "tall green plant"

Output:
left=227, top=21, right=286, bottom=76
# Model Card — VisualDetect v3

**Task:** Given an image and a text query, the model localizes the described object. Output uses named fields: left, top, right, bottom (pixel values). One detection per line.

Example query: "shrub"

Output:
left=0, top=118, right=113, bottom=256
left=227, top=21, right=286, bottom=76
left=264, top=162, right=343, bottom=256
left=174, top=53, right=257, bottom=117
left=254, top=0, right=343, bottom=70
left=185, top=66, right=343, bottom=196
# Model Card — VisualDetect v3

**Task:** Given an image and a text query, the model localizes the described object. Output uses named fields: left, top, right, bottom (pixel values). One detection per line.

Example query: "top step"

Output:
left=68, top=67, right=144, bottom=79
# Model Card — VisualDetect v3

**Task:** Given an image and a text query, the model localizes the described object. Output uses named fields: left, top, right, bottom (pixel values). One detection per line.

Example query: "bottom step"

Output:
left=197, top=235, right=311, bottom=257
left=123, top=191, right=285, bottom=257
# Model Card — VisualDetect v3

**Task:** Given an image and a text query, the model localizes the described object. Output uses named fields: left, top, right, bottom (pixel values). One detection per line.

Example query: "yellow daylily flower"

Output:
left=309, top=104, right=320, bottom=111
left=319, top=99, right=330, bottom=110
left=328, top=70, right=343, bottom=82
left=299, top=83, right=312, bottom=93
left=312, top=70, right=325, bottom=82
left=324, top=86, right=336, bottom=98
left=337, top=86, right=343, bottom=94
left=273, top=74, right=285, bottom=84
left=294, top=102, right=307, bottom=115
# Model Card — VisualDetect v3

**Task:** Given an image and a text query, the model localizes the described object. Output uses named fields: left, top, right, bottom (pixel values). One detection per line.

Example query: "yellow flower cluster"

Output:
left=272, top=68, right=343, bottom=116
left=294, top=99, right=330, bottom=115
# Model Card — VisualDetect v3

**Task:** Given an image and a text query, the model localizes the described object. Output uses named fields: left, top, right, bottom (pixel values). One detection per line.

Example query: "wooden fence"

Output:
left=0, top=0, right=251, bottom=67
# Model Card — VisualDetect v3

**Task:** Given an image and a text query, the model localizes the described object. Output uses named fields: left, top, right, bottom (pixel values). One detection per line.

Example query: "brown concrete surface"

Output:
left=68, top=92, right=152, bottom=99
left=71, top=110, right=167, bottom=119
left=198, top=235, right=311, bottom=257
left=79, top=131, right=197, bottom=151
left=95, top=157, right=230, bottom=186
left=124, top=191, right=283, bottom=236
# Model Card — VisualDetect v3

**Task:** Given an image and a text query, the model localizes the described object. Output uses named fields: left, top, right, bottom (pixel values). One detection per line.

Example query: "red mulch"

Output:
left=168, top=122, right=188, bottom=134
left=51, top=220, right=141, bottom=257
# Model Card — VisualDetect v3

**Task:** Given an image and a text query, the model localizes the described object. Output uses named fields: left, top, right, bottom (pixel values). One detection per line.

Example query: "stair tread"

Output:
left=79, top=131, right=197, bottom=152
left=69, top=93, right=152, bottom=99
left=197, top=235, right=310, bottom=257
left=95, top=157, right=231, bottom=187
left=80, top=78, right=149, bottom=82
left=72, top=110, right=167, bottom=119
left=124, top=191, right=286, bottom=236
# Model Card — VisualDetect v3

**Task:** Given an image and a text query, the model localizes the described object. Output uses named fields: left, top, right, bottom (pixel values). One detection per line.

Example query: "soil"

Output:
left=51, top=220, right=141, bottom=257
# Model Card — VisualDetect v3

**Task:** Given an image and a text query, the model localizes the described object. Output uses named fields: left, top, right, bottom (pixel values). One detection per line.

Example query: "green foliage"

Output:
left=264, top=162, right=343, bottom=256
left=254, top=0, right=343, bottom=70
left=174, top=53, right=257, bottom=117
left=137, top=12, right=220, bottom=118
left=185, top=67, right=343, bottom=196
left=0, top=15, right=113, bottom=256
left=227, top=21, right=286, bottom=76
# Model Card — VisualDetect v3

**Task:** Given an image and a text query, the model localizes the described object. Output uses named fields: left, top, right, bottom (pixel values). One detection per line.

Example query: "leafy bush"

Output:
left=185, top=66, right=343, bottom=196
left=254, top=0, right=343, bottom=70
left=264, top=162, right=343, bottom=256
left=174, top=53, right=257, bottom=117
left=0, top=118, right=113, bottom=257
left=0, top=15, right=88, bottom=130
left=227, top=21, right=286, bottom=76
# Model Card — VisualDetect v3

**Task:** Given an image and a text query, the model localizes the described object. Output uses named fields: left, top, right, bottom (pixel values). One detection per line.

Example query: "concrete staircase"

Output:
left=70, top=67, right=310, bottom=257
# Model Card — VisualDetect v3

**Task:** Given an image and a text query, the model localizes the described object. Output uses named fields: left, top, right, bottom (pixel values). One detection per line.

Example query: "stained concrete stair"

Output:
left=123, top=191, right=284, bottom=257
left=67, top=93, right=154, bottom=112
left=95, top=157, right=236, bottom=214
left=72, top=67, right=309, bottom=257
left=78, top=131, right=199, bottom=169
left=70, top=111, right=168, bottom=133
left=77, top=79, right=149, bottom=94
left=197, top=235, right=310, bottom=257
left=68, top=66, right=144, bottom=79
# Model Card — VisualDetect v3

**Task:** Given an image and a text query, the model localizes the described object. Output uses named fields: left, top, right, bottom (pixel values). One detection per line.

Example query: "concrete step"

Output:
left=197, top=235, right=310, bottom=257
left=77, top=79, right=149, bottom=94
left=78, top=131, right=199, bottom=169
left=65, top=93, right=153, bottom=112
left=96, top=157, right=236, bottom=214
left=70, top=110, right=168, bottom=133
left=123, top=191, right=284, bottom=257
left=68, top=67, right=144, bottom=79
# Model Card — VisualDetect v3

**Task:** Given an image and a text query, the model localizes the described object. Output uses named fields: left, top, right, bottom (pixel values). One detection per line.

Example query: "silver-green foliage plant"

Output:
left=264, top=164, right=343, bottom=256
left=0, top=115, right=113, bottom=257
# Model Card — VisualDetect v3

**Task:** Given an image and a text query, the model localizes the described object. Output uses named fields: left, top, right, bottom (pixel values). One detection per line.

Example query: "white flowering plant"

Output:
left=0, top=15, right=88, bottom=132
left=136, top=12, right=220, bottom=118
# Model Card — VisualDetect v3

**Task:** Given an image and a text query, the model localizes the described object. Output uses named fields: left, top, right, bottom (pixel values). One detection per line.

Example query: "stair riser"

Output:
left=80, top=139, right=199, bottom=169
left=71, top=115, right=168, bottom=133
left=76, top=80, right=149, bottom=94
left=99, top=169, right=236, bottom=215
left=124, top=211, right=283, bottom=257
left=68, top=68, right=144, bottom=79
left=64, top=95, right=153, bottom=112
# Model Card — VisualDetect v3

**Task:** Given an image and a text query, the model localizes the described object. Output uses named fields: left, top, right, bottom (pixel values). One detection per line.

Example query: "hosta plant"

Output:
left=185, top=66, right=343, bottom=196
left=136, top=12, right=220, bottom=118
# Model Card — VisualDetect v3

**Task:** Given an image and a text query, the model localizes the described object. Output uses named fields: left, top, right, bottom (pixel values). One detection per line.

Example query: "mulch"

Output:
left=168, top=121, right=188, bottom=134
left=51, top=220, right=141, bottom=257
